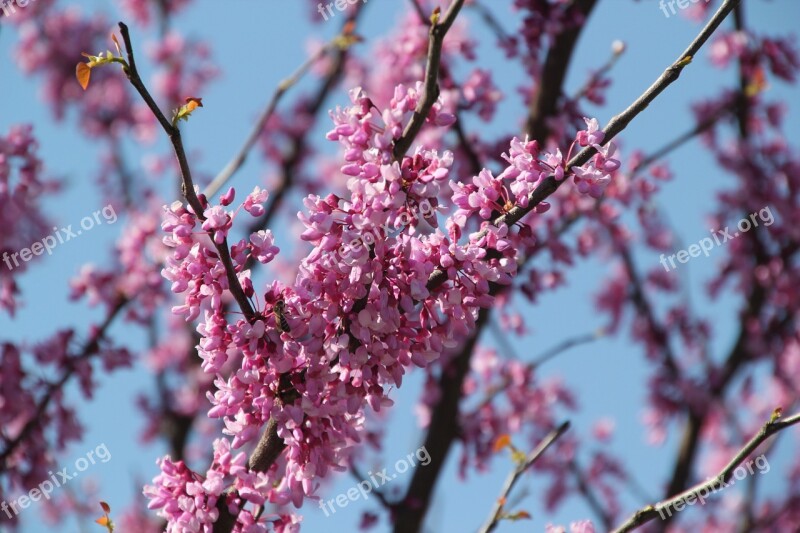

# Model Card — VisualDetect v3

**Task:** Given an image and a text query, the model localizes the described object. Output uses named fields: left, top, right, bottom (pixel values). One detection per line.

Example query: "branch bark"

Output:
left=0, top=296, right=129, bottom=470
left=611, top=411, right=800, bottom=533
left=393, top=0, right=466, bottom=160
left=478, top=421, right=571, bottom=533
left=118, top=22, right=256, bottom=322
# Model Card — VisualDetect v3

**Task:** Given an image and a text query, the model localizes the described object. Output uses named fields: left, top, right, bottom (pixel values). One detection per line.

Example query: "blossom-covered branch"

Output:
left=118, top=21, right=256, bottom=321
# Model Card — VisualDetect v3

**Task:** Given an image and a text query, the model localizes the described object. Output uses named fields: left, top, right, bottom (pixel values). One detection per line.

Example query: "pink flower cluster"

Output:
left=0, top=125, right=58, bottom=316
left=0, top=330, right=132, bottom=524
left=119, top=0, right=193, bottom=27
left=143, top=74, right=621, bottom=530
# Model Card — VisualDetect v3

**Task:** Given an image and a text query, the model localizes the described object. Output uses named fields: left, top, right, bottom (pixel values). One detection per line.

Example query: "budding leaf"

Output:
left=173, top=97, right=204, bottom=125
left=745, top=67, right=768, bottom=97
left=110, top=33, right=122, bottom=57
left=76, top=62, right=91, bottom=90
left=511, top=449, right=527, bottom=465
left=76, top=36, right=128, bottom=90
left=493, top=434, right=511, bottom=453
left=503, top=510, right=532, bottom=521
left=95, top=501, right=114, bottom=532
left=430, top=6, right=441, bottom=26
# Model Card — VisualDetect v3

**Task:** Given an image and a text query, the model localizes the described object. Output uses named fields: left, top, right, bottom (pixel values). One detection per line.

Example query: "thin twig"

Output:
left=425, top=0, right=742, bottom=294
left=393, top=0, right=466, bottom=160
left=569, top=459, right=614, bottom=530
left=0, top=296, right=129, bottom=470
left=469, top=1, right=515, bottom=45
left=350, top=464, right=394, bottom=509
left=408, top=0, right=430, bottom=26
left=611, top=411, right=800, bottom=533
left=118, top=21, right=256, bottom=321
left=630, top=102, right=733, bottom=174
left=204, top=39, right=342, bottom=198
left=469, top=330, right=602, bottom=416
left=478, top=421, right=571, bottom=533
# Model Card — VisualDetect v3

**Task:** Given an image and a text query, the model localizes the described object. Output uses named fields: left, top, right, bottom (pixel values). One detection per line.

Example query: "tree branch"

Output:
left=426, top=0, right=742, bottom=293
left=0, top=296, right=129, bottom=470
left=393, top=0, right=466, bottom=160
left=478, top=421, right=571, bottom=533
left=203, top=32, right=352, bottom=198
left=525, top=0, right=598, bottom=141
left=118, top=22, right=256, bottom=321
left=611, top=411, right=800, bottom=533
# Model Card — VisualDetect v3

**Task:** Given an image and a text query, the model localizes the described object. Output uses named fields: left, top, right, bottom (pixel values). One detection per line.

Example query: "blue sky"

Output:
left=2, top=0, right=800, bottom=531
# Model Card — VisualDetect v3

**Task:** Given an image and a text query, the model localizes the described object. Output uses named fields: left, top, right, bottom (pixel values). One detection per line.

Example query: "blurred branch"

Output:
left=629, top=103, right=733, bottom=175
left=0, top=296, right=129, bottom=470
left=109, top=136, right=134, bottom=208
left=204, top=33, right=348, bottom=198
left=569, top=459, right=614, bottom=530
left=244, top=7, right=365, bottom=244
left=478, top=421, right=571, bottom=533
left=471, top=329, right=602, bottom=416
left=526, top=0, right=598, bottom=141
left=469, top=1, right=514, bottom=45
left=408, top=0, right=430, bottom=26
left=612, top=411, right=800, bottom=533
left=350, top=464, right=394, bottom=510
left=616, top=242, right=679, bottom=374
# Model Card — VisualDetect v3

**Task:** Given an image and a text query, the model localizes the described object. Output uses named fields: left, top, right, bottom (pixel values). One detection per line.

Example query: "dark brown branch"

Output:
left=0, top=297, right=128, bottom=470
left=118, top=22, right=255, bottom=322
left=469, top=1, right=515, bottom=45
left=393, top=307, right=489, bottom=533
left=569, top=459, right=614, bottom=531
left=408, top=0, right=430, bottom=26
left=611, top=411, right=800, bottom=533
left=478, top=421, right=571, bottom=533
left=526, top=0, right=598, bottom=140
left=426, top=0, right=742, bottom=294
left=393, top=0, right=466, bottom=160
left=351, top=465, right=394, bottom=510
left=617, top=244, right=679, bottom=374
